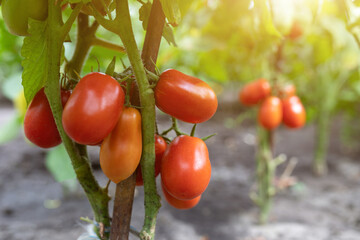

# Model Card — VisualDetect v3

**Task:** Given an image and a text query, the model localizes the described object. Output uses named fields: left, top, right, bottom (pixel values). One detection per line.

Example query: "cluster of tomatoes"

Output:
left=239, top=78, right=306, bottom=130
left=24, top=69, right=218, bottom=210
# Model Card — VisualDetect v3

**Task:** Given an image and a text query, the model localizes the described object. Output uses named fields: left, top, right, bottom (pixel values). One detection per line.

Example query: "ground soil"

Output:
left=1, top=90, right=360, bottom=240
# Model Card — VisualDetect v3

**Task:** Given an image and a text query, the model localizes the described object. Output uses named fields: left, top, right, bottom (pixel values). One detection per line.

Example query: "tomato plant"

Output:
left=282, top=96, right=306, bottom=129
left=258, top=96, right=283, bottom=130
left=161, top=135, right=211, bottom=200
left=136, top=134, right=166, bottom=186
left=71, top=0, right=111, bottom=16
left=1, top=0, right=48, bottom=36
left=155, top=69, right=218, bottom=123
left=24, top=88, right=70, bottom=148
left=239, top=78, right=271, bottom=106
left=62, top=72, right=124, bottom=145
left=162, top=183, right=201, bottom=210
left=100, top=107, right=142, bottom=183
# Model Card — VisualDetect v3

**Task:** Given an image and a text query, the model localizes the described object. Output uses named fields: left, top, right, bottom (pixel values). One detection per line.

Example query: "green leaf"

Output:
left=178, top=0, right=192, bottom=17
left=45, top=144, right=76, bottom=182
left=354, top=0, right=360, bottom=7
left=139, top=1, right=152, bottom=30
left=105, top=56, right=116, bottom=76
left=254, top=0, right=282, bottom=38
left=160, top=0, right=181, bottom=27
left=0, top=115, right=22, bottom=144
left=21, top=19, right=48, bottom=104
left=162, top=24, right=177, bottom=46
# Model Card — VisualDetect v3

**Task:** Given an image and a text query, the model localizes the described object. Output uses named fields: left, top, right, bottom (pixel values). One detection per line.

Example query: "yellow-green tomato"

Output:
left=1, top=0, right=48, bottom=36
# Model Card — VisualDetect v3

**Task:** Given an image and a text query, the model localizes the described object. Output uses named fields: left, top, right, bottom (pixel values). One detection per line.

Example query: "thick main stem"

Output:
left=44, top=3, right=110, bottom=236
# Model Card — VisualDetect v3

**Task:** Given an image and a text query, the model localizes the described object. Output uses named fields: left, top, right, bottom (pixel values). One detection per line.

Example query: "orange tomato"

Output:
left=100, top=107, right=142, bottom=183
left=239, top=78, right=271, bottom=106
left=282, top=96, right=306, bottom=129
left=258, top=96, right=283, bottom=130
left=288, top=21, right=303, bottom=40
left=162, top=183, right=201, bottom=210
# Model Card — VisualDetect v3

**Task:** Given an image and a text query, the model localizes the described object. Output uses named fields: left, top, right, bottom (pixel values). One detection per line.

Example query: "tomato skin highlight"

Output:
left=258, top=96, right=283, bottom=130
left=239, top=78, right=271, bottom=106
left=161, top=135, right=211, bottom=200
left=136, top=134, right=167, bottom=186
left=162, top=183, right=201, bottom=210
left=155, top=69, right=218, bottom=123
left=24, top=88, right=70, bottom=148
left=100, top=107, right=142, bottom=183
left=62, top=72, right=124, bottom=145
left=1, top=0, right=48, bottom=36
left=282, top=96, right=306, bottom=129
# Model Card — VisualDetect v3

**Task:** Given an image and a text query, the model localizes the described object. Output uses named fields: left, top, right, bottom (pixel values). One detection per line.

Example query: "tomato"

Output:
left=239, top=78, right=271, bottom=106
left=288, top=21, right=303, bottom=40
left=258, top=96, right=282, bottom=130
left=162, top=183, right=201, bottom=210
left=282, top=96, right=306, bottom=129
left=161, top=135, right=211, bottom=200
left=1, top=0, right=48, bottom=36
left=24, top=88, right=70, bottom=148
left=279, top=84, right=296, bottom=99
left=136, top=134, right=167, bottom=186
left=62, top=72, right=124, bottom=145
left=155, top=69, right=218, bottom=123
left=100, top=107, right=142, bottom=183
left=71, top=0, right=111, bottom=16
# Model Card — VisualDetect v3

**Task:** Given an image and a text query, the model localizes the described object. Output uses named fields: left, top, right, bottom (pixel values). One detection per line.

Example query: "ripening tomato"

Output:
left=239, top=78, right=271, bottom=106
left=162, top=183, right=201, bottom=210
left=62, top=72, right=124, bottom=145
left=100, top=107, right=142, bottom=183
left=288, top=21, right=303, bottom=40
left=1, top=0, right=48, bottom=36
left=258, top=96, right=283, bottom=130
left=155, top=69, right=218, bottom=123
left=161, top=135, right=211, bottom=200
left=282, top=96, right=306, bottom=129
left=279, top=84, right=296, bottom=99
left=24, top=88, right=70, bottom=148
left=136, top=134, right=167, bottom=186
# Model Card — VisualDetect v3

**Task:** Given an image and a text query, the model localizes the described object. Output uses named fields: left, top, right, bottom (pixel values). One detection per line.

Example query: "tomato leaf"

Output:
left=139, top=1, right=152, bottom=30
left=254, top=0, right=282, bottom=38
left=163, top=24, right=177, bottom=46
left=21, top=19, right=48, bottom=104
left=0, top=115, right=22, bottom=144
left=159, top=0, right=181, bottom=27
left=45, top=144, right=76, bottom=182
left=106, top=57, right=116, bottom=76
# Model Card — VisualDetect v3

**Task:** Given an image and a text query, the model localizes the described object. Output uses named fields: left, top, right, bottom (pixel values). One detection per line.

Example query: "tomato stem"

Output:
left=190, top=124, right=197, bottom=137
left=171, top=117, right=188, bottom=136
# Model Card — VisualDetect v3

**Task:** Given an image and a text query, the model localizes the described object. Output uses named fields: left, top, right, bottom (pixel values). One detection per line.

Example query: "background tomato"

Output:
left=136, top=134, right=167, bottom=186
left=279, top=84, right=296, bottom=99
left=258, top=96, right=283, bottom=130
left=155, top=69, right=218, bottom=123
left=24, top=88, right=70, bottom=148
left=162, top=183, right=201, bottom=210
left=288, top=21, right=303, bottom=40
left=239, top=78, right=271, bottom=106
left=100, top=107, right=142, bottom=183
left=62, top=72, right=124, bottom=145
left=161, top=135, right=211, bottom=200
left=1, top=0, right=48, bottom=36
left=282, top=96, right=306, bottom=128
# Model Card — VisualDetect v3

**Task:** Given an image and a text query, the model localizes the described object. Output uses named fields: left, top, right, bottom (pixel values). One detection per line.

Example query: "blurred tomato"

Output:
left=239, top=78, right=271, bottom=106
left=282, top=96, right=306, bottom=129
left=258, top=96, right=282, bottom=130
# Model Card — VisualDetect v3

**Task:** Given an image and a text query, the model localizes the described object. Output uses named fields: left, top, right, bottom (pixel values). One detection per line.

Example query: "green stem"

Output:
left=44, top=3, right=110, bottom=237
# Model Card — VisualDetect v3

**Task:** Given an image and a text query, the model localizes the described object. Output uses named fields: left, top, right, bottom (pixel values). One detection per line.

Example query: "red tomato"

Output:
left=282, top=96, right=306, bottom=128
left=155, top=69, right=218, bottom=123
left=258, top=96, right=283, bottom=130
left=279, top=84, right=296, bottom=99
left=239, top=78, right=271, bottom=106
left=161, top=135, right=211, bottom=200
left=24, top=88, right=70, bottom=148
left=62, top=72, right=124, bottom=145
left=136, top=134, right=167, bottom=186
left=162, top=183, right=201, bottom=210
left=100, top=107, right=142, bottom=183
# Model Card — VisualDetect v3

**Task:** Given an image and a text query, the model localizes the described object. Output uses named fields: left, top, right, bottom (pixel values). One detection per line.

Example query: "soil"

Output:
left=1, top=90, right=360, bottom=240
